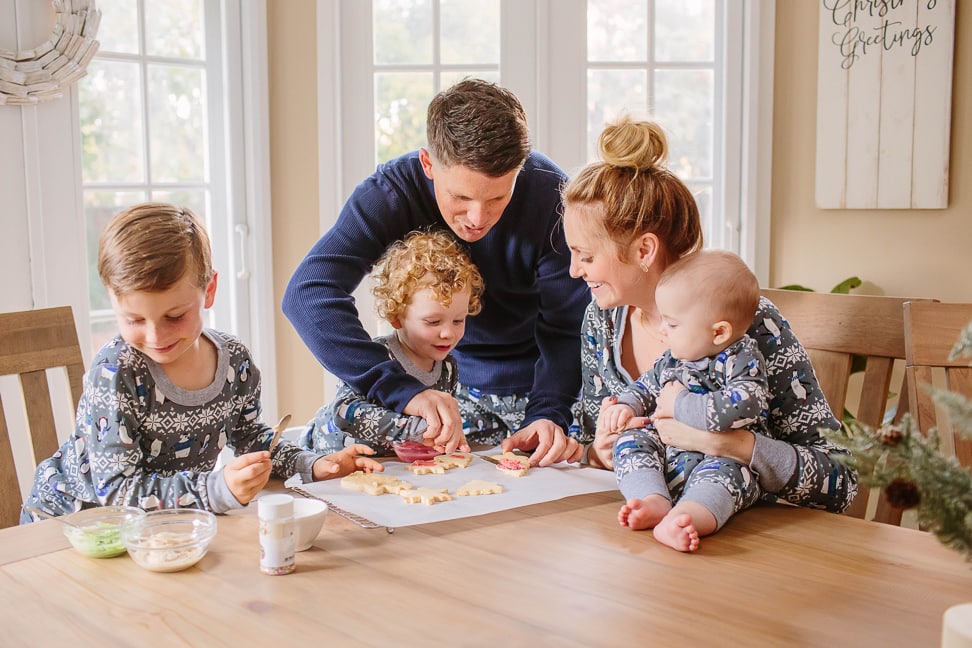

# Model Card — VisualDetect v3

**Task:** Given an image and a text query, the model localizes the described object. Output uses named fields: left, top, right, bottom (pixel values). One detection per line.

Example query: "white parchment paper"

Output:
left=286, top=447, right=619, bottom=528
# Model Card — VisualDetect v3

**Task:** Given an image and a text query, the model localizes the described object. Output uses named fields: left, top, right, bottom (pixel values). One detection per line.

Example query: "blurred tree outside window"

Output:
left=79, top=0, right=222, bottom=358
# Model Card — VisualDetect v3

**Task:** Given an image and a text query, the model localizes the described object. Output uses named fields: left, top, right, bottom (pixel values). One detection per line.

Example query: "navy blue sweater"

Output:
left=282, top=151, right=589, bottom=430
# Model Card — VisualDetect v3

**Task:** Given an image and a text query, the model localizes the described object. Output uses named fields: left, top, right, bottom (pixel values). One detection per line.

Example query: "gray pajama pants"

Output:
left=613, top=425, right=762, bottom=530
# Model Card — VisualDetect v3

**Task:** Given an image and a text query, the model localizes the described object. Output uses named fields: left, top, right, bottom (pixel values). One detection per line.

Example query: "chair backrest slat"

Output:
left=0, top=306, right=85, bottom=528
left=761, top=289, right=929, bottom=524
left=904, top=301, right=972, bottom=472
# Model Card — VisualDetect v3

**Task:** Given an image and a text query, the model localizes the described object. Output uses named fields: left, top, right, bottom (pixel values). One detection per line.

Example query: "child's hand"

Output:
left=655, top=382, right=686, bottom=420
left=600, top=402, right=636, bottom=435
left=404, top=390, right=464, bottom=453
left=312, top=444, right=384, bottom=480
left=224, top=451, right=272, bottom=505
left=424, top=424, right=470, bottom=455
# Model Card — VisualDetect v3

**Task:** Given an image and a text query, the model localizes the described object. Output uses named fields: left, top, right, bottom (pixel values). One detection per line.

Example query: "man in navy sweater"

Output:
left=283, top=79, right=589, bottom=466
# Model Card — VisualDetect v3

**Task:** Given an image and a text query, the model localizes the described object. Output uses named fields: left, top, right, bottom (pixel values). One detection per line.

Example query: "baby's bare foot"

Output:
left=618, top=495, right=671, bottom=530
left=652, top=512, right=701, bottom=552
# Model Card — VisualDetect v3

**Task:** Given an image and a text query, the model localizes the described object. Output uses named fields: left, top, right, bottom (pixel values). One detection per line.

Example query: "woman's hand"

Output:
left=503, top=419, right=584, bottom=466
left=655, top=382, right=686, bottom=419
left=651, top=417, right=756, bottom=464
left=312, top=444, right=384, bottom=480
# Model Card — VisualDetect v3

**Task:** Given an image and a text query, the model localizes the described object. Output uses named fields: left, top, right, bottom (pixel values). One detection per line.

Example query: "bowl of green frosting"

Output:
left=63, top=506, right=146, bottom=558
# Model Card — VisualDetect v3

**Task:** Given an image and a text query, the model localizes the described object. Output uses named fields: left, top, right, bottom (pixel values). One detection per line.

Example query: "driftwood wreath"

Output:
left=0, top=0, right=101, bottom=106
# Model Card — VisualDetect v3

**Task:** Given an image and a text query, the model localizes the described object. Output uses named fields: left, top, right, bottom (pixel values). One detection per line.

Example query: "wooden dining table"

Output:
left=1, top=485, right=969, bottom=647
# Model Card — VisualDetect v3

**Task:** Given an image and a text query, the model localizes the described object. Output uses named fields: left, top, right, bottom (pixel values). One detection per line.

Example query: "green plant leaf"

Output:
left=831, top=277, right=862, bottom=294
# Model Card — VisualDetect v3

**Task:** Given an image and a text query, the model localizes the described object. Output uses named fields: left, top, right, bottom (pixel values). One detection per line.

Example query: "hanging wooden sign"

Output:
left=815, top=0, right=955, bottom=209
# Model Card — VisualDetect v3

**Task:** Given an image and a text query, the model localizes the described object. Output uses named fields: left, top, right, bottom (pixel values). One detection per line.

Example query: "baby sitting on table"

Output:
left=298, top=229, right=483, bottom=457
left=22, top=202, right=382, bottom=522
left=597, top=249, right=769, bottom=552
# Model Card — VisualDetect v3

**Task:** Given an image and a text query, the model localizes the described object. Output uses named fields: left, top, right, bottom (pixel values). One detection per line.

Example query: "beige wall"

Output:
left=268, top=0, right=322, bottom=424
left=268, top=2, right=972, bottom=421
left=772, top=2, right=971, bottom=302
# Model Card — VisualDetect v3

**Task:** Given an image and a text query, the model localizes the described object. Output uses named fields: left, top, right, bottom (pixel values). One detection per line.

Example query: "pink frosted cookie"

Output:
left=488, top=452, right=531, bottom=477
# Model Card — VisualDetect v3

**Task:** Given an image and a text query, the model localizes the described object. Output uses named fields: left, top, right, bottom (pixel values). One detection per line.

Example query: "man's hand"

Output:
left=403, top=389, right=468, bottom=454
left=502, top=419, right=583, bottom=466
left=224, top=451, right=272, bottom=505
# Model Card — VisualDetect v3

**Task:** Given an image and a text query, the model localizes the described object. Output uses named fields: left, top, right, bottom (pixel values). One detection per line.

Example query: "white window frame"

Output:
left=317, top=0, right=773, bottom=395
left=4, top=0, right=277, bottom=420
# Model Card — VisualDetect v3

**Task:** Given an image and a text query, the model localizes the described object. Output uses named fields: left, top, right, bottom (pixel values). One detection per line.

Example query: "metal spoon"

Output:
left=268, top=413, right=292, bottom=452
left=23, top=506, right=80, bottom=529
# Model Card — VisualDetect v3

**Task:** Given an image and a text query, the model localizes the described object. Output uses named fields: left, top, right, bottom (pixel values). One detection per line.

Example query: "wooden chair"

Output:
left=761, top=289, right=926, bottom=523
left=903, top=301, right=972, bottom=469
left=0, top=306, right=85, bottom=528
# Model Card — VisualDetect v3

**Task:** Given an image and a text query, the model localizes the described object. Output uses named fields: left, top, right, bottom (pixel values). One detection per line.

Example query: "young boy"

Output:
left=300, top=230, right=484, bottom=456
left=22, top=203, right=381, bottom=522
left=597, top=249, right=769, bottom=552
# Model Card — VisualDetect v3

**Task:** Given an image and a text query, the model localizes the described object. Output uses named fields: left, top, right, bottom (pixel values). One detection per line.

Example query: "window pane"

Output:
left=150, top=190, right=208, bottom=220
left=83, top=191, right=146, bottom=314
left=653, top=69, right=713, bottom=178
left=440, top=0, right=499, bottom=65
left=655, top=0, right=715, bottom=62
left=79, top=60, right=144, bottom=183
left=440, top=70, right=499, bottom=89
left=97, top=0, right=139, bottom=54
left=374, top=0, right=433, bottom=65
left=588, top=0, right=647, bottom=62
left=148, top=64, right=207, bottom=183
left=688, top=183, right=714, bottom=247
left=586, top=69, right=648, bottom=161
left=375, top=72, right=433, bottom=163
left=144, top=0, right=205, bottom=60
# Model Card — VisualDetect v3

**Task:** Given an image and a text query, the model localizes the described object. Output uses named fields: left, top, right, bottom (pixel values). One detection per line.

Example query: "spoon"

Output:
left=23, top=506, right=80, bottom=529
left=268, top=413, right=292, bottom=452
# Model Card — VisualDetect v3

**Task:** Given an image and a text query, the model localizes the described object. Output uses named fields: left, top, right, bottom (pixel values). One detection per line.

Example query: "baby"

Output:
left=299, top=230, right=483, bottom=455
left=597, top=249, right=769, bottom=551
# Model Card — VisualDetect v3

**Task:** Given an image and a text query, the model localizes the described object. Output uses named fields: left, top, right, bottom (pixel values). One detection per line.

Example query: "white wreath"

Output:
left=0, top=0, right=101, bottom=106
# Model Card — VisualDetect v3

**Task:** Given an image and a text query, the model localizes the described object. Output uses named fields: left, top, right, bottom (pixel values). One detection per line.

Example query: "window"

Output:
left=325, top=0, right=771, bottom=276
left=77, top=0, right=276, bottom=411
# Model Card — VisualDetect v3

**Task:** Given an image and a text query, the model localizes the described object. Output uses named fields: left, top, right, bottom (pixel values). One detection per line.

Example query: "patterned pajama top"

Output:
left=299, top=334, right=457, bottom=455
left=23, top=329, right=320, bottom=520
left=616, top=335, right=769, bottom=436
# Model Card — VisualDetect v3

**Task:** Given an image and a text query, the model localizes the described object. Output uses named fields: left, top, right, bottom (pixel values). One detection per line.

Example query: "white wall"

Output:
left=1, top=0, right=92, bottom=499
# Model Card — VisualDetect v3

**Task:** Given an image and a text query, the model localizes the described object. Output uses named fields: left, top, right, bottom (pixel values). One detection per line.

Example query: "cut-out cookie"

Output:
left=488, top=452, right=531, bottom=477
left=399, top=487, right=452, bottom=505
left=434, top=452, right=474, bottom=469
left=456, top=480, right=504, bottom=496
left=405, top=460, right=446, bottom=475
left=340, top=471, right=413, bottom=495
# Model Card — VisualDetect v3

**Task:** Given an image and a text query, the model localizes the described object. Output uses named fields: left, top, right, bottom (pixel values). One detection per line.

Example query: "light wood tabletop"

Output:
left=1, top=488, right=969, bottom=647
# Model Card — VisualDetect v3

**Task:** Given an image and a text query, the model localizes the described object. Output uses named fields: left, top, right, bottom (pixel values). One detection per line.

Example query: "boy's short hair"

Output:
left=659, top=249, right=760, bottom=334
left=98, top=202, right=214, bottom=296
left=426, top=78, right=531, bottom=177
left=372, top=230, right=484, bottom=324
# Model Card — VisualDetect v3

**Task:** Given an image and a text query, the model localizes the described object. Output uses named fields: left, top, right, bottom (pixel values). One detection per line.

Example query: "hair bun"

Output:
left=598, top=115, right=668, bottom=171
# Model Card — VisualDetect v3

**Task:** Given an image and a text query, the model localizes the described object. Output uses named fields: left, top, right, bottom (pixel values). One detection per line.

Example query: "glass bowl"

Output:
left=122, top=509, right=217, bottom=572
left=392, top=440, right=440, bottom=463
left=63, top=506, right=146, bottom=558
